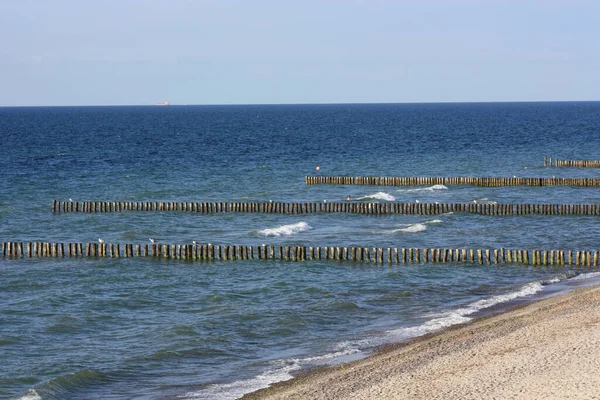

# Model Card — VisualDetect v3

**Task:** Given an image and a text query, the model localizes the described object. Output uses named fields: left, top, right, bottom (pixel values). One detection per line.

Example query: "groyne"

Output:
left=305, top=176, right=600, bottom=187
left=51, top=200, right=600, bottom=216
left=1, top=241, right=599, bottom=267
left=545, top=156, right=600, bottom=168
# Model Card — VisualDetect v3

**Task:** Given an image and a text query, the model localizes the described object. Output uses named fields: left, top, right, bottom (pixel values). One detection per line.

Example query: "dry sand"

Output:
left=242, top=285, right=600, bottom=400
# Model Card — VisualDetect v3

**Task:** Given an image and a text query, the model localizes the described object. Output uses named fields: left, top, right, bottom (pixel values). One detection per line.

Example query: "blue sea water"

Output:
left=1, top=102, right=600, bottom=399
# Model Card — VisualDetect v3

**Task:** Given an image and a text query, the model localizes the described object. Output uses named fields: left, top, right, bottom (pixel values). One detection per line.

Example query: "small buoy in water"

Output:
left=316, top=166, right=321, bottom=171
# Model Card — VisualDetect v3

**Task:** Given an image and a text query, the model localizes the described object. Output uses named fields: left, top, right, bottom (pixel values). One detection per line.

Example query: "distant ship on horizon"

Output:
left=156, top=101, right=170, bottom=106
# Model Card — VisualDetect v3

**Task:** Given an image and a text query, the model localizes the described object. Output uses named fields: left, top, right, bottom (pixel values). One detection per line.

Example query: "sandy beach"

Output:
left=243, top=284, right=600, bottom=400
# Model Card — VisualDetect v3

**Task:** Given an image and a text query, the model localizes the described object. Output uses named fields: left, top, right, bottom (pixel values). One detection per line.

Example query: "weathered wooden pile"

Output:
left=545, top=156, right=600, bottom=168
left=305, top=176, right=600, bottom=187
left=50, top=200, right=600, bottom=216
left=5, top=163, right=600, bottom=267
left=2, top=241, right=599, bottom=267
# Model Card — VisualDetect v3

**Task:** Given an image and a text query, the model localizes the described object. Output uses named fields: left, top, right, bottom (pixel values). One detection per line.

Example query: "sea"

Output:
left=2, top=101, right=600, bottom=400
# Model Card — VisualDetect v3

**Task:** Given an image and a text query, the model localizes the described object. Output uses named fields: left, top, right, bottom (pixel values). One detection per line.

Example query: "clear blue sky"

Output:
left=1, top=0, right=598, bottom=106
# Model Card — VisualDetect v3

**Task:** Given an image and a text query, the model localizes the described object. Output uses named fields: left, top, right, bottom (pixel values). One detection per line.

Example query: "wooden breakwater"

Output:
left=2, top=241, right=600, bottom=267
left=51, top=200, right=600, bottom=216
left=305, top=176, right=600, bottom=187
left=545, top=156, right=600, bottom=168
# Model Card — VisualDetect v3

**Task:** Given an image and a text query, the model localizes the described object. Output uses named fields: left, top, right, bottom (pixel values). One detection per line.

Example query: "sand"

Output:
left=242, top=285, right=600, bottom=400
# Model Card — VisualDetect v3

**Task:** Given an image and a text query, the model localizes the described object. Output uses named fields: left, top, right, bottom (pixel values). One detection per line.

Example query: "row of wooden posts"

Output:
left=52, top=200, right=600, bottom=216
left=305, top=176, right=600, bottom=187
left=544, top=156, right=600, bottom=168
left=2, top=241, right=600, bottom=267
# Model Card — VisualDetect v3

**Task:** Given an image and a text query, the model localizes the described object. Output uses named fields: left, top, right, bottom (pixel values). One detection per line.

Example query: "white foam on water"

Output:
left=286, top=346, right=362, bottom=365
left=384, top=218, right=442, bottom=234
left=396, top=184, right=448, bottom=193
left=18, top=389, right=41, bottom=400
left=334, top=280, right=551, bottom=367
left=178, top=364, right=300, bottom=400
left=543, top=276, right=562, bottom=285
left=570, top=271, right=600, bottom=281
left=386, top=281, right=545, bottom=342
left=395, top=223, right=427, bottom=233
left=472, top=197, right=498, bottom=204
left=181, top=280, right=551, bottom=400
left=357, top=192, right=396, bottom=201
left=179, top=342, right=362, bottom=399
left=258, top=222, right=312, bottom=237
left=430, top=184, right=448, bottom=190
left=382, top=223, right=428, bottom=234
left=455, top=281, right=544, bottom=314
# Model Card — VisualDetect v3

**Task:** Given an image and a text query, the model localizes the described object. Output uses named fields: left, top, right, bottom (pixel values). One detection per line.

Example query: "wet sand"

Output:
left=242, top=285, right=600, bottom=400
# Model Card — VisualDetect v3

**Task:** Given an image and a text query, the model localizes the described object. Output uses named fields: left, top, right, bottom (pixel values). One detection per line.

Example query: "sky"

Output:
left=1, top=0, right=598, bottom=106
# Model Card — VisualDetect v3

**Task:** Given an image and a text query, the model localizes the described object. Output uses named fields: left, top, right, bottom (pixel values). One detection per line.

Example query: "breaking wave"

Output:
left=397, top=184, right=448, bottom=193
left=356, top=192, right=396, bottom=201
left=258, top=222, right=312, bottom=237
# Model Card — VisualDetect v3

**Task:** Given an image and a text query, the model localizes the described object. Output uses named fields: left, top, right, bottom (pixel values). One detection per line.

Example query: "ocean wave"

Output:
left=387, top=281, right=546, bottom=342
left=396, top=184, right=448, bottom=193
left=339, top=280, right=551, bottom=355
left=18, top=390, right=41, bottom=400
left=258, top=222, right=312, bottom=237
left=385, top=219, right=442, bottom=234
left=26, top=369, right=110, bottom=400
left=292, top=349, right=362, bottom=365
left=180, top=343, right=362, bottom=400
left=570, top=271, right=600, bottom=281
left=178, top=364, right=300, bottom=400
left=219, top=275, right=570, bottom=400
left=393, top=223, right=427, bottom=233
left=356, top=192, right=396, bottom=201
left=163, top=279, right=552, bottom=400
left=453, top=281, right=544, bottom=316
left=472, top=197, right=498, bottom=204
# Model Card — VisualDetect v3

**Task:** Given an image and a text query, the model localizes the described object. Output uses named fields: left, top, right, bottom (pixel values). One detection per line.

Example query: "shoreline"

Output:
left=242, top=283, right=600, bottom=399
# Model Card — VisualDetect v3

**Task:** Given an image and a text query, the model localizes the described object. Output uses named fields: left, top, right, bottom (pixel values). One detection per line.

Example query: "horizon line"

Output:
left=1, top=99, right=599, bottom=108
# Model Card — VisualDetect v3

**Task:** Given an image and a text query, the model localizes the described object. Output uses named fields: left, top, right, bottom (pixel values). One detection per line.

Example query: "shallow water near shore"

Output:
left=1, top=102, right=600, bottom=400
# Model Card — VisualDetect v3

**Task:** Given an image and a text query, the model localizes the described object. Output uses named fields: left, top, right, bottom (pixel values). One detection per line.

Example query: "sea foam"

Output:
left=472, top=197, right=498, bottom=204
left=570, top=271, right=600, bottom=281
left=387, top=219, right=442, bottom=234
left=180, top=346, right=362, bottom=399
left=397, top=184, right=448, bottom=193
left=357, top=192, right=396, bottom=201
left=393, top=223, right=427, bottom=233
left=18, top=390, right=41, bottom=400
left=258, top=222, right=312, bottom=237
left=253, top=279, right=553, bottom=399
left=349, top=280, right=549, bottom=350
left=180, top=365, right=299, bottom=400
